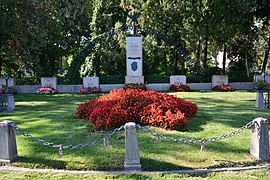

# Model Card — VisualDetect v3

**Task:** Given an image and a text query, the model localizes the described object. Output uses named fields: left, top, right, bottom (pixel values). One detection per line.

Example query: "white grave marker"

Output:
left=170, top=75, right=186, bottom=85
left=0, top=78, right=16, bottom=87
left=41, top=77, right=57, bottom=89
left=83, top=77, right=99, bottom=88
left=212, top=75, right=228, bottom=87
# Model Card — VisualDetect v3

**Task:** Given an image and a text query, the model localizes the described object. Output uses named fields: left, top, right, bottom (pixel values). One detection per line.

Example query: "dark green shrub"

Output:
left=100, top=75, right=125, bottom=84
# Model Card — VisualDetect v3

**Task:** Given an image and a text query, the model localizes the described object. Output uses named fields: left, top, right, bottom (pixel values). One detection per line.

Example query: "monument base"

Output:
left=124, top=163, right=142, bottom=171
left=125, top=76, right=144, bottom=84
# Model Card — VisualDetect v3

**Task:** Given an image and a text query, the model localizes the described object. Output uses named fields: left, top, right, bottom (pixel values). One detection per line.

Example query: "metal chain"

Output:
left=137, top=121, right=254, bottom=144
left=9, top=123, right=125, bottom=149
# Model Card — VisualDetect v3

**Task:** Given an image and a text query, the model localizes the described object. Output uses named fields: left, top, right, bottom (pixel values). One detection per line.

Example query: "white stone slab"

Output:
left=170, top=75, right=186, bottom=85
left=0, top=78, right=16, bottom=87
left=212, top=75, right=228, bottom=87
left=125, top=76, right=144, bottom=84
left=126, top=37, right=143, bottom=77
left=83, top=77, right=99, bottom=88
left=41, top=77, right=57, bottom=89
left=254, top=75, right=270, bottom=83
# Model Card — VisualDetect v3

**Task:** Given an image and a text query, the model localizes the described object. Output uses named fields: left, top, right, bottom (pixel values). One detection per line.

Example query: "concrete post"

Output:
left=0, top=121, right=18, bottom=162
left=7, top=94, right=15, bottom=111
left=124, top=122, right=142, bottom=171
left=255, top=91, right=264, bottom=109
left=250, top=117, right=270, bottom=161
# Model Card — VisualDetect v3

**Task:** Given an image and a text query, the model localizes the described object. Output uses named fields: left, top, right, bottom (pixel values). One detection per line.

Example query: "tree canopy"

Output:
left=1, top=0, right=270, bottom=83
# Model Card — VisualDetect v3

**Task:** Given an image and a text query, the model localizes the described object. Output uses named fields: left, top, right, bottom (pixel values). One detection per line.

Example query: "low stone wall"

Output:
left=15, top=82, right=255, bottom=94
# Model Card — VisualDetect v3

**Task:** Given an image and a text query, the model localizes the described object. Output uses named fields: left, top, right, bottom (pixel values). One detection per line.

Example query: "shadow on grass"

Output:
left=141, top=157, right=190, bottom=171
left=15, top=156, right=67, bottom=169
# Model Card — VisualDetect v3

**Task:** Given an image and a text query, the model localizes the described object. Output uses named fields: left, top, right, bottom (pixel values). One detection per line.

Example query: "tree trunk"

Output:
left=195, top=40, right=202, bottom=79
left=262, top=34, right=270, bottom=73
left=222, top=44, right=227, bottom=74
left=203, top=22, right=209, bottom=69
left=0, top=55, right=2, bottom=75
left=245, top=50, right=249, bottom=78
left=174, top=52, right=179, bottom=74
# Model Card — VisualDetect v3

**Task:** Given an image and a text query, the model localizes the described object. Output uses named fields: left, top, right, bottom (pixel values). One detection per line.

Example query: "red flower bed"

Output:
left=169, top=84, right=191, bottom=92
left=74, top=89, right=198, bottom=131
left=79, top=86, right=101, bottom=94
left=0, top=88, right=5, bottom=94
left=212, top=85, right=233, bottom=91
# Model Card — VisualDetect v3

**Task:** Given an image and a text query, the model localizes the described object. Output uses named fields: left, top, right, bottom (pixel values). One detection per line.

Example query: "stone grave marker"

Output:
left=212, top=75, right=228, bottom=87
left=254, top=74, right=270, bottom=83
left=83, top=77, right=99, bottom=88
left=170, top=75, right=187, bottom=85
left=0, top=78, right=16, bottom=87
left=41, top=77, right=57, bottom=89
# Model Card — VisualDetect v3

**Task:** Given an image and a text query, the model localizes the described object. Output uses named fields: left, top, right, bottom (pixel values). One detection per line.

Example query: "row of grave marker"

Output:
left=0, top=74, right=269, bottom=90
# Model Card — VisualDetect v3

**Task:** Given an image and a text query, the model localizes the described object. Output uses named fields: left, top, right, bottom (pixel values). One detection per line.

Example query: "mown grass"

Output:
left=1, top=169, right=270, bottom=180
left=0, top=91, right=269, bottom=172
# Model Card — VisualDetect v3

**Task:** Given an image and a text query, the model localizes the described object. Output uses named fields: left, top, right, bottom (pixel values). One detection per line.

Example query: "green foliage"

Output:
left=145, top=75, right=170, bottom=83
left=99, top=75, right=125, bottom=84
left=254, top=80, right=269, bottom=90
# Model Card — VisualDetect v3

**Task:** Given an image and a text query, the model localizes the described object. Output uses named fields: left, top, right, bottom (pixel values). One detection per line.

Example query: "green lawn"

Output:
left=0, top=91, right=269, bottom=172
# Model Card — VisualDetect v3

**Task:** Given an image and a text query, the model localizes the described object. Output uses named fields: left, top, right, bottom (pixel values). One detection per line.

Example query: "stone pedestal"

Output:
left=83, top=77, right=99, bottom=88
left=7, top=94, right=15, bottom=111
left=250, top=117, right=270, bottom=161
left=170, top=75, right=187, bottom=85
left=256, top=91, right=264, bottom=109
left=212, top=75, right=228, bottom=87
left=41, top=77, right=57, bottom=89
left=125, top=76, right=144, bottom=84
left=124, top=122, right=141, bottom=171
left=0, top=121, right=18, bottom=162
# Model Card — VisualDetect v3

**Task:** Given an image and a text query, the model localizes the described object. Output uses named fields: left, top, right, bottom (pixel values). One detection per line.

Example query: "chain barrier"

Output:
left=3, top=120, right=255, bottom=155
left=136, top=121, right=254, bottom=150
left=8, top=123, right=125, bottom=157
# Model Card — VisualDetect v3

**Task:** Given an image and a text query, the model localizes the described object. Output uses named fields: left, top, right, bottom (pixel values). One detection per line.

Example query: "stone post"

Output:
left=0, top=121, right=18, bottom=162
left=255, top=90, right=264, bottom=109
left=250, top=117, right=270, bottom=161
left=7, top=94, right=15, bottom=111
left=124, top=122, right=142, bottom=171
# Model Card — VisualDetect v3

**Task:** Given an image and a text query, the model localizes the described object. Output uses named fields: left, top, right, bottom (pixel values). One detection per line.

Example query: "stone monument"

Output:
left=125, top=37, right=144, bottom=84
left=83, top=77, right=99, bottom=88
left=41, top=77, right=57, bottom=89
left=212, top=75, right=228, bottom=87
left=170, top=75, right=187, bottom=85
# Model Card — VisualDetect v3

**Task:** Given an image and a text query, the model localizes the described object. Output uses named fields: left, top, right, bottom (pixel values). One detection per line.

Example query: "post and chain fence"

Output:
left=3, top=120, right=256, bottom=157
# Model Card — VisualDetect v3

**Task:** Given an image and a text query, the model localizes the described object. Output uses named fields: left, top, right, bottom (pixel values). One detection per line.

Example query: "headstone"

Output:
left=256, top=91, right=264, bottom=109
left=125, top=37, right=144, bottom=84
left=250, top=117, right=270, bottom=161
left=124, top=122, right=142, bottom=171
left=170, top=75, right=187, bottom=85
left=41, top=77, right=57, bottom=89
left=212, top=75, right=228, bottom=87
left=0, top=78, right=16, bottom=87
left=83, top=77, right=99, bottom=88
left=0, top=121, right=18, bottom=162
left=254, top=74, right=270, bottom=83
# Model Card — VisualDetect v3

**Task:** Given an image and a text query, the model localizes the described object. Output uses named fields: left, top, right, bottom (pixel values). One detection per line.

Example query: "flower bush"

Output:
left=169, top=84, right=191, bottom=92
left=79, top=86, right=101, bottom=94
left=212, top=84, right=234, bottom=91
left=123, top=83, right=147, bottom=91
left=1, top=85, right=17, bottom=94
left=35, top=87, right=58, bottom=94
left=74, top=89, right=198, bottom=131
left=0, top=88, right=5, bottom=94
